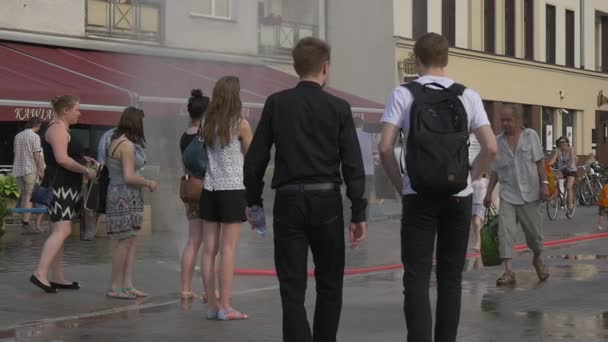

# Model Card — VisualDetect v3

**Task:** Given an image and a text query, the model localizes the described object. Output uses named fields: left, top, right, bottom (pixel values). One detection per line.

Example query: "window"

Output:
left=85, top=0, right=162, bottom=42
left=542, top=107, right=555, bottom=151
left=562, top=110, right=575, bottom=144
left=522, top=105, right=532, bottom=128
left=504, top=0, right=515, bottom=57
left=565, top=10, right=575, bottom=67
left=412, top=0, right=428, bottom=40
left=546, top=4, right=556, bottom=64
left=524, top=0, right=534, bottom=59
left=484, top=0, right=495, bottom=53
left=191, top=0, right=231, bottom=19
left=601, top=15, right=608, bottom=73
left=442, top=0, right=456, bottom=46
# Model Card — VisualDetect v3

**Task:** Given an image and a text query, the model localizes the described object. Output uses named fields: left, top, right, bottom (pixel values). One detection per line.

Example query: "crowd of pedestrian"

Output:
left=10, top=33, right=591, bottom=341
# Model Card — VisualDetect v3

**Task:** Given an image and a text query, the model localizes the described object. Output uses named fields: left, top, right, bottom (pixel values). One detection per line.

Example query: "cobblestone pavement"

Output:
left=0, top=206, right=607, bottom=341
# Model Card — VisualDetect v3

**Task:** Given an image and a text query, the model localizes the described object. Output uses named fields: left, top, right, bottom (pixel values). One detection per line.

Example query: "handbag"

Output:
left=85, top=137, right=122, bottom=213
left=31, top=183, right=54, bottom=208
left=480, top=206, right=501, bottom=267
left=182, top=118, right=208, bottom=179
left=31, top=169, right=58, bottom=208
left=179, top=173, right=203, bottom=204
left=85, top=164, right=109, bottom=213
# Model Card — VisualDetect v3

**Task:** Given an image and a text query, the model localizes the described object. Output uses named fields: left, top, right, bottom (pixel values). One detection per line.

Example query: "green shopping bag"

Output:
left=480, top=206, right=502, bottom=267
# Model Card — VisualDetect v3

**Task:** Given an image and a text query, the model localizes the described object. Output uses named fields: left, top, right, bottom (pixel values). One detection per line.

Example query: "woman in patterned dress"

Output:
left=30, top=95, right=98, bottom=293
left=200, top=76, right=253, bottom=320
left=105, top=107, right=159, bottom=299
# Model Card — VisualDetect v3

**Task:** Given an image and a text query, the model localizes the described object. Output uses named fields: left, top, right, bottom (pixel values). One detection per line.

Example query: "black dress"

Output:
left=41, top=124, right=85, bottom=222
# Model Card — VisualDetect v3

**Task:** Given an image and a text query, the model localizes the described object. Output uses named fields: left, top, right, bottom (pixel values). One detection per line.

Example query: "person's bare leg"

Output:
left=122, top=236, right=137, bottom=287
left=218, top=223, right=242, bottom=312
left=35, top=214, right=44, bottom=232
left=471, top=215, right=482, bottom=251
left=202, top=221, right=221, bottom=312
left=598, top=214, right=604, bottom=230
left=110, top=239, right=129, bottom=290
left=21, top=191, right=33, bottom=224
left=34, top=221, right=72, bottom=285
left=503, top=259, right=513, bottom=273
left=181, top=219, right=204, bottom=297
left=50, top=244, right=67, bottom=284
left=566, top=176, right=575, bottom=209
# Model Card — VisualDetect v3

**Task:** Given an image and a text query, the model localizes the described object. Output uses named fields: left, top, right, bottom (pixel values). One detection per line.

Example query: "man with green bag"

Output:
left=479, top=206, right=501, bottom=266
left=484, top=103, right=550, bottom=286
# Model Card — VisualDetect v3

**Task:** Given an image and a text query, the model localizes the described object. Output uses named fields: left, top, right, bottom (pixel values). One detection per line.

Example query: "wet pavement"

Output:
left=0, top=205, right=607, bottom=341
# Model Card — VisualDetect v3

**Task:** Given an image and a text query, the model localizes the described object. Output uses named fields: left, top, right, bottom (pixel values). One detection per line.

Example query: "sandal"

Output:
left=533, top=258, right=550, bottom=282
left=496, top=272, right=516, bottom=286
left=124, top=288, right=148, bottom=298
left=106, top=288, right=136, bottom=299
left=206, top=309, right=219, bottom=320
left=218, top=308, right=249, bottom=321
left=181, top=292, right=198, bottom=300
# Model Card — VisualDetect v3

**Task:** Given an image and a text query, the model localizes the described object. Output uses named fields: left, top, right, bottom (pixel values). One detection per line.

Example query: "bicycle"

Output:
left=577, top=164, right=603, bottom=207
left=547, top=169, right=575, bottom=220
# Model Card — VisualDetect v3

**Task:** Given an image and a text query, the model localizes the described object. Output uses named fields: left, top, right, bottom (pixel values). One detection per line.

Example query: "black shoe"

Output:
left=50, top=281, right=80, bottom=290
left=30, top=275, right=58, bottom=293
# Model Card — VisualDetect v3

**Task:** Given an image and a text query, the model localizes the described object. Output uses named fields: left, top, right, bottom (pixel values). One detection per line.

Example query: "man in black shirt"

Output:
left=244, top=37, right=368, bottom=342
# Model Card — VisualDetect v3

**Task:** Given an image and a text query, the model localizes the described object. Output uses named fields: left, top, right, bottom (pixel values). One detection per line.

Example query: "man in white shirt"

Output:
left=379, top=33, right=497, bottom=342
left=484, top=104, right=550, bottom=286
left=13, top=118, right=45, bottom=233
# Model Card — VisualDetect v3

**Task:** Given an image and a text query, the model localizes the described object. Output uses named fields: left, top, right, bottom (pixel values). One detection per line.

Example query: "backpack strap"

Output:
left=402, top=82, right=424, bottom=100
left=447, top=83, right=466, bottom=96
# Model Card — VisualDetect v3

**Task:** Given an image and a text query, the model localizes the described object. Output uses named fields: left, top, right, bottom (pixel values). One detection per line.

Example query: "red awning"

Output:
left=0, top=43, right=132, bottom=125
left=0, top=41, right=383, bottom=125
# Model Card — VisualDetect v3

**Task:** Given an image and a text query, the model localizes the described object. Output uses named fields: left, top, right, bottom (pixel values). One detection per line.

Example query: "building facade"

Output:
left=390, top=0, right=608, bottom=162
left=0, top=0, right=333, bottom=165
left=0, top=0, right=324, bottom=60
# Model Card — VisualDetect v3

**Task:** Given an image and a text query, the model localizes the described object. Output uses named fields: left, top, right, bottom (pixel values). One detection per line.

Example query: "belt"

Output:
left=278, top=182, right=338, bottom=192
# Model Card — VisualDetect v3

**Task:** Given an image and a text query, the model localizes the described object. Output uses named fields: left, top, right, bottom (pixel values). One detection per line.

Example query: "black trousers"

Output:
left=401, top=194, right=472, bottom=342
left=273, top=189, right=345, bottom=342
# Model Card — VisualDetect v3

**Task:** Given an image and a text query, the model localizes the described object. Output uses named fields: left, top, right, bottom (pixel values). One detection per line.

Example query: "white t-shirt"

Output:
left=469, top=133, right=481, bottom=166
left=356, top=128, right=375, bottom=176
left=380, top=75, right=491, bottom=197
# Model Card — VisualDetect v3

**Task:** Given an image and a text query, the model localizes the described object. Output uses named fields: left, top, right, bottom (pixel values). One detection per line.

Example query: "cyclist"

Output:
left=548, top=136, right=577, bottom=212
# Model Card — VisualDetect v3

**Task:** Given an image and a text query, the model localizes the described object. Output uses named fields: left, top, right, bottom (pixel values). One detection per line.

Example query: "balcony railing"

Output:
left=259, top=17, right=318, bottom=56
left=86, top=0, right=162, bottom=43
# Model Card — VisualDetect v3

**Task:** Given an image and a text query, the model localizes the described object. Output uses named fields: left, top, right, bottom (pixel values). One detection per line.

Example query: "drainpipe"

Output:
left=325, top=0, right=329, bottom=42
left=580, top=0, right=585, bottom=69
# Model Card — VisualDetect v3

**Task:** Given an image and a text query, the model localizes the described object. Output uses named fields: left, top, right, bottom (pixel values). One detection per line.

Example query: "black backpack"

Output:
left=402, top=81, right=470, bottom=195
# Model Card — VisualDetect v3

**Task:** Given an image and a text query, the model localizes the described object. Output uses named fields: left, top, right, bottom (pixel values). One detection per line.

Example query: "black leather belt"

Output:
left=278, top=183, right=337, bottom=192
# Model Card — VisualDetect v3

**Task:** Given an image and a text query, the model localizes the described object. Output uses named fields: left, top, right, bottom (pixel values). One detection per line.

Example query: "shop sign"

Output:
left=598, top=90, right=608, bottom=108
left=14, top=107, right=55, bottom=121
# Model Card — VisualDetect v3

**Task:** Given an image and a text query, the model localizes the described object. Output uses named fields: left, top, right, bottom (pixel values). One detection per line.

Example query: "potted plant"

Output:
left=0, top=198, right=10, bottom=237
left=0, top=175, right=20, bottom=235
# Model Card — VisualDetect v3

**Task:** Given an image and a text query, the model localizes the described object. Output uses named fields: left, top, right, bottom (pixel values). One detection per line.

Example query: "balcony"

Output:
left=86, top=0, right=162, bottom=43
left=258, top=15, right=318, bottom=56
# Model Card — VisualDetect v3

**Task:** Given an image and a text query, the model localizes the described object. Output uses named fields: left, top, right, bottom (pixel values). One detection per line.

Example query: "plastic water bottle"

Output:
left=249, top=205, right=267, bottom=237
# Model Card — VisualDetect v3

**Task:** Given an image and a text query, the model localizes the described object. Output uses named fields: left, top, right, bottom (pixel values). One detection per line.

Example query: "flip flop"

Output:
left=106, top=288, right=136, bottom=299
left=124, top=287, right=148, bottom=298
left=181, top=292, right=198, bottom=300
left=218, top=308, right=249, bottom=321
